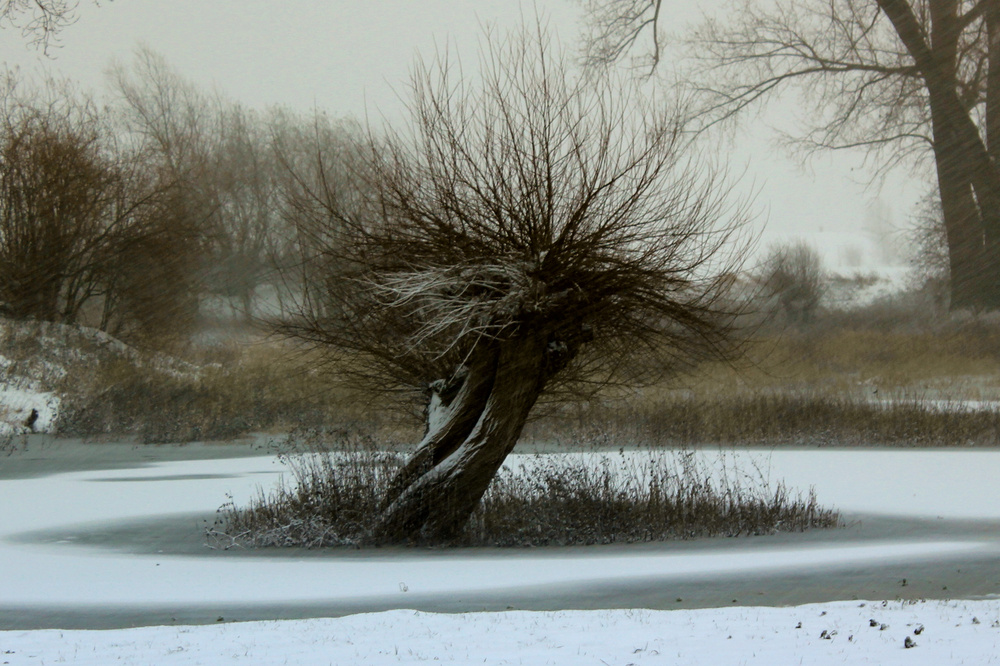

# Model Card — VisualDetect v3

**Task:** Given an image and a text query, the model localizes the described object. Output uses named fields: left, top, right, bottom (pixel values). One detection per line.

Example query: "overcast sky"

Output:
left=0, top=0, right=921, bottom=267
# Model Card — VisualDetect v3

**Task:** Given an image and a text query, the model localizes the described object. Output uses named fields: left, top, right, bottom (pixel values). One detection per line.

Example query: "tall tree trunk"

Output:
left=984, top=0, right=1000, bottom=308
left=369, top=336, right=548, bottom=544
left=933, top=127, right=986, bottom=309
left=879, top=0, right=1000, bottom=308
left=987, top=0, right=1000, bottom=164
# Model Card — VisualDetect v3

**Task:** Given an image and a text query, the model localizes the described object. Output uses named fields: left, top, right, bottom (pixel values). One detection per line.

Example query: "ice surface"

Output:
left=2, top=448, right=999, bottom=662
left=1, top=451, right=998, bottom=608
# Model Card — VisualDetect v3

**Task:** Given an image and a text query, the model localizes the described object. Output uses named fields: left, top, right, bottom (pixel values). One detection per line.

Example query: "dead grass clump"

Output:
left=470, top=450, right=836, bottom=546
left=210, top=431, right=405, bottom=548
left=212, top=431, right=838, bottom=549
left=58, top=342, right=387, bottom=443
left=213, top=433, right=404, bottom=548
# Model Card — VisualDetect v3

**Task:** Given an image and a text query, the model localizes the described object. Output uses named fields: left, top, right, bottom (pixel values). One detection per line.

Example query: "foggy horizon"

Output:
left=0, top=0, right=921, bottom=262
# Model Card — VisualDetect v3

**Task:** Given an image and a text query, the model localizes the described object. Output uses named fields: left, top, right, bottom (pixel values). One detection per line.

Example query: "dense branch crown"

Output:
left=286, top=26, right=748, bottom=396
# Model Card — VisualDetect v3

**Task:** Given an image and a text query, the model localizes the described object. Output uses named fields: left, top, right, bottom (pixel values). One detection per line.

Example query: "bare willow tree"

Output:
left=283, top=27, right=750, bottom=544
left=582, top=0, right=1000, bottom=311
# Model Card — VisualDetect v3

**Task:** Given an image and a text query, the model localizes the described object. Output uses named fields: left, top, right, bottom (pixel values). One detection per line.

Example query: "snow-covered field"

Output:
left=1, top=448, right=1000, bottom=663
left=5, top=600, right=999, bottom=665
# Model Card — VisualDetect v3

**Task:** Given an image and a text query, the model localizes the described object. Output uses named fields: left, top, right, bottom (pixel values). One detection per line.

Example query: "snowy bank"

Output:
left=0, top=318, right=198, bottom=436
left=3, top=600, right=998, bottom=665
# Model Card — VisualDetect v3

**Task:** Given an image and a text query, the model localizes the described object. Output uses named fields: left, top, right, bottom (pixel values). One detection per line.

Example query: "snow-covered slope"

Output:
left=0, top=318, right=198, bottom=436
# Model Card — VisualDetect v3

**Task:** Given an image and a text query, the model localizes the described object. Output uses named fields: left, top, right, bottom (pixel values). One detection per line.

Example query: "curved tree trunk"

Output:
left=380, top=349, right=499, bottom=509
left=369, top=336, right=548, bottom=544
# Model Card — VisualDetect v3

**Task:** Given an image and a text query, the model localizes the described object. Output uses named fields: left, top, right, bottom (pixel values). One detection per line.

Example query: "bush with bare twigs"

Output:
left=0, top=74, right=202, bottom=342
left=212, top=430, right=838, bottom=549
left=755, top=240, right=825, bottom=325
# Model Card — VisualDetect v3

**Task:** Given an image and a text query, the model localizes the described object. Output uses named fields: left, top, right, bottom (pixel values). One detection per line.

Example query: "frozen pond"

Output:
left=509, top=448, right=1000, bottom=520
left=1, top=443, right=1000, bottom=632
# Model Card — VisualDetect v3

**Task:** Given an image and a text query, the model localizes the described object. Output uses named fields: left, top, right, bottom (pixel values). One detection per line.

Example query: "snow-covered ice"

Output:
left=0, top=452, right=993, bottom=608
left=2, top=447, right=999, bottom=663
left=2, top=450, right=1000, bottom=608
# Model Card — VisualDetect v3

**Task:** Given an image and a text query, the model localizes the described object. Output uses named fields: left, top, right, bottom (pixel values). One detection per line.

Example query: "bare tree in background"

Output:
left=582, top=0, right=1000, bottom=311
left=94, top=151, right=203, bottom=343
left=110, top=48, right=290, bottom=321
left=283, top=27, right=750, bottom=544
left=0, top=0, right=105, bottom=52
left=208, top=104, right=283, bottom=319
left=756, top=240, right=826, bottom=324
left=271, top=108, right=364, bottom=318
left=0, top=74, right=199, bottom=339
left=109, top=48, right=211, bottom=182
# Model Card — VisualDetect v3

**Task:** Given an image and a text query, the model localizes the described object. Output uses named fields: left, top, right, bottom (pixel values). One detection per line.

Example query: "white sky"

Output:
left=0, top=0, right=922, bottom=260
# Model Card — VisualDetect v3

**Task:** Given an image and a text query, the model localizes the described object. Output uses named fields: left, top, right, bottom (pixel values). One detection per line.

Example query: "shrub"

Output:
left=211, top=431, right=839, bottom=548
left=0, top=74, right=202, bottom=340
left=755, top=240, right=825, bottom=324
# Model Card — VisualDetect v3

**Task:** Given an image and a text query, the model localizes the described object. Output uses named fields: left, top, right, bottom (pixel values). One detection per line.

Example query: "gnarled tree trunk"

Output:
left=380, top=348, right=499, bottom=510
left=370, top=335, right=549, bottom=544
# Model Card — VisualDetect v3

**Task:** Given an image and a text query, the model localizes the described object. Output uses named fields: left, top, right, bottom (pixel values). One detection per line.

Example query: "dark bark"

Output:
left=984, top=0, right=1000, bottom=306
left=934, top=132, right=987, bottom=309
left=878, top=0, right=1000, bottom=308
left=369, top=336, right=549, bottom=545
left=987, top=0, right=1000, bottom=163
left=380, top=350, right=499, bottom=510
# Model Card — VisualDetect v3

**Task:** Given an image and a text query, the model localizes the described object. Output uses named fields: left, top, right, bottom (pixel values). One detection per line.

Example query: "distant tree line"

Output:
left=0, top=49, right=360, bottom=346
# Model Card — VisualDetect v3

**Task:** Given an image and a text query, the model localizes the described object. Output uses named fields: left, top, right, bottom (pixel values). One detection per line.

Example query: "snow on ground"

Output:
left=0, top=317, right=200, bottom=436
left=3, top=448, right=1000, bottom=662
left=0, top=386, right=58, bottom=437
left=2, top=601, right=999, bottom=665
